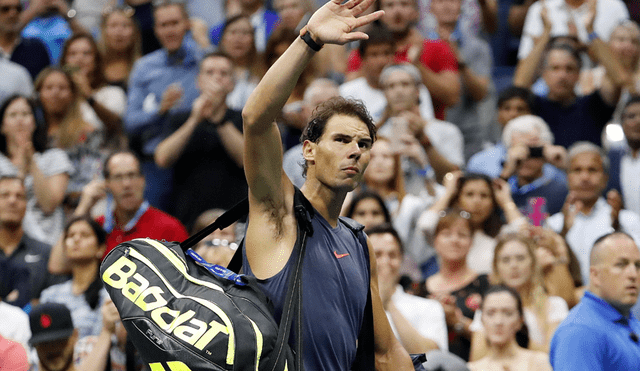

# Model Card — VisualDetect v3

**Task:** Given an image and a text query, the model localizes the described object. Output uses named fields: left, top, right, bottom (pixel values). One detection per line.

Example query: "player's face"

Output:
left=304, top=114, right=372, bottom=191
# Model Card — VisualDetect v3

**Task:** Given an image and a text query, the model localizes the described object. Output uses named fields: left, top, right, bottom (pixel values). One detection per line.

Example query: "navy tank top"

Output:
left=243, top=212, right=369, bottom=371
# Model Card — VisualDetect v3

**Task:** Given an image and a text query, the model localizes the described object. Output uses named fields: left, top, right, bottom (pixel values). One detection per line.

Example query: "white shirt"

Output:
left=81, top=85, right=127, bottom=131
left=546, top=197, right=640, bottom=284
left=0, top=59, right=33, bottom=104
left=470, top=296, right=568, bottom=346
left=388, top=286, right=449, bottom=351
left=621, top=151, right=640, bottom=217
left=0, top=302, right=30, bottom=352
left=518, top=0, right=629, bottom=59
left=339, top=77, right=435, bottom=122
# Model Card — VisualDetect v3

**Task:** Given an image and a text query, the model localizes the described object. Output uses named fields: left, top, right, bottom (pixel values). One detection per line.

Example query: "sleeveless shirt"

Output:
left=243, top=211, right=369, bottom=371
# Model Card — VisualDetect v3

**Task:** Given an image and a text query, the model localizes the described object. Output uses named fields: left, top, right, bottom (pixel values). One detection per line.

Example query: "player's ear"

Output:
left=302, top=140, right=316, bottom=164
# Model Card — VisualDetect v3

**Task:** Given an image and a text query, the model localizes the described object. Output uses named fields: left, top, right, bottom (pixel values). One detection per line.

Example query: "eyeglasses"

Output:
left=108, top=172, right=142, bottom=183
left=438, top=209, right=471, bottom=219
left=203, top=239, right=239, bottom=251
left=0, top=4, right=22, bottom=14
left=102, top=5, right=135, bottom=18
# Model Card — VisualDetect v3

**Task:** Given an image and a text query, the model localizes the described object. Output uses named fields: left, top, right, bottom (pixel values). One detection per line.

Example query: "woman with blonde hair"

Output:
left=469, top=233, right=569, bottom=360
left=98, top=6, right=142, bottom=90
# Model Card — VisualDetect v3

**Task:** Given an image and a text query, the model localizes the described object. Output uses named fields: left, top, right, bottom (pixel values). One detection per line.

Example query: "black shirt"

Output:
left=10, top=38, right=51, bottom=79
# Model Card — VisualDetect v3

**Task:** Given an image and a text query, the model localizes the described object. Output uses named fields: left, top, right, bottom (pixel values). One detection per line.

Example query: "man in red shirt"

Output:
left=346, top=0, right=461, bottom=119
left=48, top=151, right=188, bottom=273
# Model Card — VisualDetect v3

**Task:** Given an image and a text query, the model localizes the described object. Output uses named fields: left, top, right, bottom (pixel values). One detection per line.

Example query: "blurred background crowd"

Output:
left=1, top=0, right=640, bottom=369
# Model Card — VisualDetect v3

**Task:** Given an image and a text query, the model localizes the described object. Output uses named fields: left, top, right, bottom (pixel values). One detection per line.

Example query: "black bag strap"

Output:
left=180, top=198, right=249, bottom=251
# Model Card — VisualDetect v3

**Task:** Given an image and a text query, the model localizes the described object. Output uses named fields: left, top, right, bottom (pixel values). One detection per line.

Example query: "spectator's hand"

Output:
left=543, top=144, right=568, bottom=169
left=501, top=144, right=529, bottom=179
left=398, top=134, right=427, bottom=166
left=14, top=131, right=34, bottom=175
left=540, top=0, right=552, bottom=34
left=607, top=189, right=623, bottom=231
left=584, top=0, right=597, bottom=34
left=303, top=0, right=384, bottom=46
left=102, top=300, right=120, bottom=334
left=71, top=72, right=93, bottom=99
left=159, top=84, right=183, bottom=114
left=431, top=293, right=461, bottom=327
left=49, top=0, right=70, bottom=15
left=442, top=170, right=463, bottom=197
left=201, top=79, right=228, bottom=109
left=492, top=178, right=516, bottom=209
left=399, top=109, right=427, bottom=139
left=78, top=178, right=107, bottom=213
left=535, top=245, right=556, bottom=271
left=191, top=93, right=214, bottom=122
left=561, top=192, right=583, bottom=235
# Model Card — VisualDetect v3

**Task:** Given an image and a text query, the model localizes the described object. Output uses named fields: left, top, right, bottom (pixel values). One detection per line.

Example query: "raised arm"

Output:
left=513, top=3, right=551, bottom=89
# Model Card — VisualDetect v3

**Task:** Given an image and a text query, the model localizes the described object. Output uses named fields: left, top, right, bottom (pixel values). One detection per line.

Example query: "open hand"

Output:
left=607, top=189, right=622, bottom=231
left=304, top=0, right=384, bottom=46
left=561, top=192, right=583, bottom=234
left=160, top=84, right=183, bottom=114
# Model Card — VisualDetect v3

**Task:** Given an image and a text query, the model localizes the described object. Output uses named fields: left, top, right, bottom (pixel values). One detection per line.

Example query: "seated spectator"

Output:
left=48, top=150, right=189, bottom=274
left=209, top=0, right=279, bottom=53
left=0, top=176, right=62, bottom=305
left=546, top=142, right=640, bottom=285
left=418, top=208, right=490, bottom=361
left=496, top=115, right=569, bottom=220
left=19, top=0, right=87, bottom=62
left=0, top=95, right=73, bottom=244
left=549, top=232, right=640, bottom=370
left=282, top=78, right=341, bottom=187
left=97, top=5, right=142, bottom=91
left=124, top=0, right=202, bottom=212
left=429, top=0, right=493, bottom=160
left=513, top=6, right=628, bottom=148
left=367, top=223, right=447, bottom=353
left=609, top=97, right=640, bottom=216
left=418, top=0, right=498, bottom=37
left=469, top=234, right=569, bottom=359
left=60, top=33, right=127, bottom=150
left=467, top=86, right=535, bottom=176
left=0, top=259, right=31, bottom=350
left=217, top=15, right=262, bottom=111
left=0, top=334, right=29, bottom=371
left=192, top=209, right=240, bottom=267
left=344, top=190, right=392, bottom=229
left=579, top=21, right=640, bottom=123
left=517, top=0, right=629, bottom=60
left=347, top=0, right=461, bottom=120
left=40, top=216, right=109, bottom=340
left=468, top=285, right=552, bottom=371
left=419, top=171, right=527, bottom=275
left=0, top=59, right=32, bottom=105
left=0, top=0, right=51, bottom=79
left=155, top=52, right=247, bottom=230
left=377, top=64, right=463, bottom=188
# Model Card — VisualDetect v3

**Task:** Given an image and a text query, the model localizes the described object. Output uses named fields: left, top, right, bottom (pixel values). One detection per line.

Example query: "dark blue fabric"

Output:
left=533, top=92, right=615, bottom=148
left=509, top=165, right=568, bottom=223
left=10, top=38, right=51, bottom=79
left=243, top=211, right=369, bottom=371
left=607, top=146, right=625, bottom=194
left=208, top=10, right=280, bottom=46
left=550, top=292, right=640, bottom=371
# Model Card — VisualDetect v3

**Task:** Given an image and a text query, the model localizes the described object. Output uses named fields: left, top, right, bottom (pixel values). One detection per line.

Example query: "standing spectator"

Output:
left=0, top=95, right=73, bottom=245
left=0, top=176, right=62, bottom=305
left=0, top=59, right=32, bottom=106
left=467, top=86, right=535, bottom=176
left=468, top=285, right=552, bottom=371
left=0, top=0, right=51, bottom=79
left=209, top=0, right=279, bottom=53
left=545, top=142, right=640, bottom=285
left=155, top=52, right=247, bottom=230
left=419, top=0, right=498, bottom=37
left=549, top=232, right=640, bottom=370
left=39, top=216, right=109, bottom=341
left=513, top=3, right=628, bottom=148
left=124, top=0, right=202, bottom=212
left=346, top=0, right=461, bottom=120
left=19, top=0, right=87, bottom=62
left=368, top=223, right=447, bottom=353
left=48, top=150, right=189, bottom=271
left=496, top=115, right=569, bottom=220
left=218, top=16, right=262, bottom=111
left=579, top=21, right=640, bottom=123
left=60, top=33, right=127, bottom=150
left=429, top=0, right=493, bottom=160
left=517, top=0, right=629, bottom=59
left=98, top=6, right=142, bottom=90
left=340, top=24, right=435, bottom=122
left=609, top=97, right=640, bottom=216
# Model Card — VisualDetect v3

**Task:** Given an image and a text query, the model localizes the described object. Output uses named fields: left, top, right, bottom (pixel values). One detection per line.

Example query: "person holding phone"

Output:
left=497, top=114, right=569, bottom=223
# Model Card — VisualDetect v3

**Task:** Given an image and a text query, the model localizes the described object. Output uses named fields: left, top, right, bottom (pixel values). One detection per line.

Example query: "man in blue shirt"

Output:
left=124, top=0, right=201, bottom=212
left=550, top=232, right=640, bottom=370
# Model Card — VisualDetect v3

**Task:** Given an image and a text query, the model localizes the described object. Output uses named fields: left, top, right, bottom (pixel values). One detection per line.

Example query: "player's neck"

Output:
left=300, top=181, right=348, bottom=228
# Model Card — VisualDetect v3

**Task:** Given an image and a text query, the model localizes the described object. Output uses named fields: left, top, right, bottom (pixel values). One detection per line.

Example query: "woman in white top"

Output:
left=418, top=171, right=527, bottom=275
left=469, top=234, right=569, bottom=360
left=467, top=285, right=552, bottom=371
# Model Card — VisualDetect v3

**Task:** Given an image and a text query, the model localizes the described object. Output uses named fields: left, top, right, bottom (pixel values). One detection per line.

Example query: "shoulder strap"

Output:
left=339, top=217, right=374, bottom=371
left=180, top=198, right=249, bottom=251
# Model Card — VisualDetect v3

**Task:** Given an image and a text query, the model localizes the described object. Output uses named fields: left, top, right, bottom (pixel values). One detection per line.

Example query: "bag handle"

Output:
left=180, top=198, right=249, bottom=251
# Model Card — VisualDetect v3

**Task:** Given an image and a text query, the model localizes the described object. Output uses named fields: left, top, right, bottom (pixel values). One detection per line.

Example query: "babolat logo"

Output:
left=103, top=256, right=229, bottom=350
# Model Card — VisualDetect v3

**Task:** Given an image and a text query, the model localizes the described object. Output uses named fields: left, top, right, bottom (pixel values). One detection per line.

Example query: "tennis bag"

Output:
left=100, top=190, right=313, bottom=371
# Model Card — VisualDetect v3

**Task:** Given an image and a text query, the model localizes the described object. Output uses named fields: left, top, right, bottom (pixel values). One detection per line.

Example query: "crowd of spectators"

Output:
left=1, top=0, right=640, bottom=369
